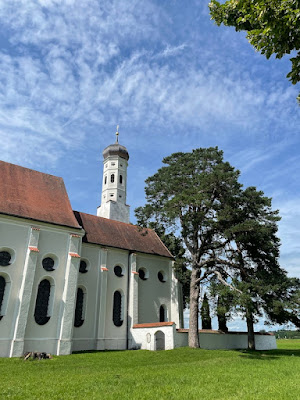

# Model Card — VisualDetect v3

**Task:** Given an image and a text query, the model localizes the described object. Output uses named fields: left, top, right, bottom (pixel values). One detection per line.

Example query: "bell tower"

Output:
left=97, top=127, right=130, bottom=223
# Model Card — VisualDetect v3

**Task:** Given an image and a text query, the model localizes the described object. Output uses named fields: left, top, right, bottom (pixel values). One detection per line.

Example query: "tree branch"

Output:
left=214, top=271, right=242, bottom=294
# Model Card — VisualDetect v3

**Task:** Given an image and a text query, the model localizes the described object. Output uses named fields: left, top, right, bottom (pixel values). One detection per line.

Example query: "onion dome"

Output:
left=103, top=143, right=129, bottom=161
left=102, top=127, right=129, bottom=161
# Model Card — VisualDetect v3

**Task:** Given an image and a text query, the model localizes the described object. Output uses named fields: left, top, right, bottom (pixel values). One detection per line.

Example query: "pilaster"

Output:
left=57, top=234, right=81, bottom=355
left=9, top=227, right=40, bottom=357
left=96, top=248, right=108, bottom=348
left=127, top=252, right=139, bottom=348
left=170, top=260, right=183, bottom=328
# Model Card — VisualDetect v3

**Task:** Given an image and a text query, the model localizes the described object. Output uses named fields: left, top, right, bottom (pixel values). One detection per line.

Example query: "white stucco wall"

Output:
left=0, top=215, right=183, bottom=357
left=137, top=254, right=171, bottom=324
left=174, top=331, right=277, bottom=350
left=130, top=324, right=176, bottom=350
left=0, top=215, right=84, bottom=357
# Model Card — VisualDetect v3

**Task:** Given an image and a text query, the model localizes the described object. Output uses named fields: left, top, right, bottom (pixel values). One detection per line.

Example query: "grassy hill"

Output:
left=1, top=340, right=299, bottom=399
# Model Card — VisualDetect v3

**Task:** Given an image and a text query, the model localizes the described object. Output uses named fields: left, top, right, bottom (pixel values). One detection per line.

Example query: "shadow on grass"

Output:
left=237, top=349, right=300, bottom=360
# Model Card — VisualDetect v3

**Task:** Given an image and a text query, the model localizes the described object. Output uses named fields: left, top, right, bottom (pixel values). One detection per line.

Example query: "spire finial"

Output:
left=116, top=125, right=119, bottom=143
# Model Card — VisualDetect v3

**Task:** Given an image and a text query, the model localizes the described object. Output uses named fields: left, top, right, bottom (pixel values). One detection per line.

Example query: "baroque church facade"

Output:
left=0, top=135, right=184, bottom=357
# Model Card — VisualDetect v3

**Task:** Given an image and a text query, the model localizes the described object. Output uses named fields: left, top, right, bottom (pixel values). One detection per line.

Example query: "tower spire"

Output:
left=116, top=125, right=119, bottom=143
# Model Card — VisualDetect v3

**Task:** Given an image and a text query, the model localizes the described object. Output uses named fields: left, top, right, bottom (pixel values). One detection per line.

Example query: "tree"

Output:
left=220, top=186, right=300, bottom=348
left=209, top=0, right=300, bottom=102
left=209, top=281, right=233, bottom=332
left=135, top=147, right=241, bottom=347
left=201, top=293, right=212, bottom=329
left=135, top=207, right=191, bottom=308
left=137, top=147, right=300, bottom=349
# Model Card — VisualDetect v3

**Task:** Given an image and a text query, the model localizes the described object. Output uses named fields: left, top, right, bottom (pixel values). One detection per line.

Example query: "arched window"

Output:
left=111, top=174, right=115, bottom=183
left=34, top=279, right=51, bottom=325
left=159, top=305, right=167, bottom=322
left=113, top=290, right=123, bottom=327
left=74, top=287, right=85, bottom=327
left=119, top=175, right=123, bottom=184
left=0, top=276, right=6, bottom=320
left=104, top=176, right=107, bottom=184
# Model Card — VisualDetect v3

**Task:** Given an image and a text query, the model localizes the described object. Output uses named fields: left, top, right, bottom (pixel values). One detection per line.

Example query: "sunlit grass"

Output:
left=0, top=340, right=299, bottom=399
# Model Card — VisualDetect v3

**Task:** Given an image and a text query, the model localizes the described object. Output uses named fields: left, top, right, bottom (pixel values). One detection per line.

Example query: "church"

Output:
left=0, top=133, right=276, bottom=357
left=0, top=133, right=185, bottom=357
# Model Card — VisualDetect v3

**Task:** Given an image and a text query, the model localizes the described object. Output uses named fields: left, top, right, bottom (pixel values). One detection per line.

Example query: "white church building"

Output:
left=0, top=134, right=276, bottom=357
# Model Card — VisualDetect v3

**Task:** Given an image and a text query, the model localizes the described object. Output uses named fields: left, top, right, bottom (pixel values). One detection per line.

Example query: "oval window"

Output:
left=111, top=174, right=115, bottom=183
left=79, top=260, right=88, bottom=274
left=0, top=251, right=11, bottom=267
left=138, top=268, right=148, bottom=280
left=114, top=265, right=123, bottom=277
left=42, top=257, right=55, bottom=271
left=158, top=271, right=166, bottom=283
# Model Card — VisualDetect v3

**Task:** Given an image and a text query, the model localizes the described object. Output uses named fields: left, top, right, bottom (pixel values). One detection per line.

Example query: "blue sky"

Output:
left=0, top=0, right=299, bottom=330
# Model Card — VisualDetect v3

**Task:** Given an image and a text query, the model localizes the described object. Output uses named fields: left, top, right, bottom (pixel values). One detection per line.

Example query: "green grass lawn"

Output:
left=1, top=340, right=299, bottom=400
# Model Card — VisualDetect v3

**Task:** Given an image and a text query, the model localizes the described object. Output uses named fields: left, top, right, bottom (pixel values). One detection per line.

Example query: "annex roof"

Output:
left=0, top=161, right=80, bottom=229
left=74, top=211, right=173, bottom=258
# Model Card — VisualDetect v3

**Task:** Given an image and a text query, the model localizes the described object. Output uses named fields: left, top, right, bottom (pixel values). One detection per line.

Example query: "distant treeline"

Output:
left=269, top=330, right=300, bottom=339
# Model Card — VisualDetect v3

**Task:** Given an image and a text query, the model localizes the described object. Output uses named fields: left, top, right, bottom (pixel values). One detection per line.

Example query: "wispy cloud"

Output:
left=0, top=0, right=298, bottom=168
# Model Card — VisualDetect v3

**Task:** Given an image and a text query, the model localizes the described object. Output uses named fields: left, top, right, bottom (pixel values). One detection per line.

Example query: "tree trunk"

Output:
left=217, top=296, right=228, bottom=332
left=188, top=267, right=200, bottom=348
left=246, top=310, right=255, bottom=350
left=218, top=313, right=228, bottom=332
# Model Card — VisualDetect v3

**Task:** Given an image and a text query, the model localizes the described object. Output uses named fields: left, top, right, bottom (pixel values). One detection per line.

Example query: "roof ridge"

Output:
left=0, top=160, right=63, bottom=180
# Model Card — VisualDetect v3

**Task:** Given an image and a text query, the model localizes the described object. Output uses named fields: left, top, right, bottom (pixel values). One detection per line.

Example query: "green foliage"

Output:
left=200, top=293, right=212, bottom=329
left=135, top=147, right=241, bottom=346
left=273, top=329, right=300, bottom=339
left=135, top=207, right=191, bottom=308
left=1, top=343, right=300, bottom=399
left=209, top=0, right=300, bottom=102
left=136, top=146, right=299, bottom=347
left=221, top=186, right=300, bottom=329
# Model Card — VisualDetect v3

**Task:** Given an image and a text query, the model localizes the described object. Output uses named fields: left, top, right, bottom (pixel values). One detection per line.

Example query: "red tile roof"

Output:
left=74, top=211, right=173, bottom=258
left=133, top=322, right=175, bottom=328
left=0, top=161, right=80, bottom=229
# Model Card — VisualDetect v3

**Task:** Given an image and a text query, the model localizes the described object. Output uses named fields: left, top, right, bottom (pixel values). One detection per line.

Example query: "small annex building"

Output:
left=0, top=135, right=184, bottom=357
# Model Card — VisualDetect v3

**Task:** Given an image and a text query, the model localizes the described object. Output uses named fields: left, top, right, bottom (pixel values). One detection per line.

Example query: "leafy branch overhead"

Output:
left=209, top=0, right=300, bottom=102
